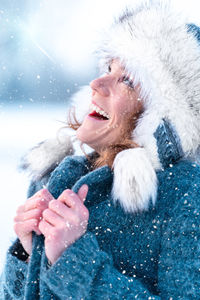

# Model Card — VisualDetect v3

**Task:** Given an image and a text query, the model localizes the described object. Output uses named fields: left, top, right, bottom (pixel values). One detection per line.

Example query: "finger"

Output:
left=57, top=189, right=77, bottom=208
left=57, top=189, right=84, bottom=213
left=39, top=219, right=54, bottom=236
left=50, top=202, right=80, bottom=225
left=77, top=185, right=88, bottom=202
left=42, top=208, right=63, bottom=226
left=14, top=218, right=41, bottom=236
left=49, top=200, right=71, bottom=219
left=24, top=189, right=54, bottom=211
left=24, top=197, right=47, bottom=212
left=14, top=208, right=43, bottom=222
left=16, top=205, right=25, bottom=214
left=58, top=189, right=88, bottom=216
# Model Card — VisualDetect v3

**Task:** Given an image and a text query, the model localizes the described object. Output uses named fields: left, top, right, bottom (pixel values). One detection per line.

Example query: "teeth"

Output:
left=91, top=104, right=110, bottom=119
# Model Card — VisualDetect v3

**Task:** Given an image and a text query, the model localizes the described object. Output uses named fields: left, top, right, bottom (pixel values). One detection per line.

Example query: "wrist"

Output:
left=9, top=239, right=30, bottom=262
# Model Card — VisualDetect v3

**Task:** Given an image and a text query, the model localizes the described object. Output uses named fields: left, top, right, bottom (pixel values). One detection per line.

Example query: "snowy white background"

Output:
left=1, top=0, right=200, bottom=272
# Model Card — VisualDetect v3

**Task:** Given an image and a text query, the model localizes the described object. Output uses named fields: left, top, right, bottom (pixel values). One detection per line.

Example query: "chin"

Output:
left=76, top=129, right=92, bottom=147
left=76, top=129, right=86, bottom=143
left=76, top=132, right=101, bottom=153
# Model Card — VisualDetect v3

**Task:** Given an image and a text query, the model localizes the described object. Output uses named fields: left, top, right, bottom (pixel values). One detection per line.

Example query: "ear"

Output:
left=78, top=184, right=89, bottom=202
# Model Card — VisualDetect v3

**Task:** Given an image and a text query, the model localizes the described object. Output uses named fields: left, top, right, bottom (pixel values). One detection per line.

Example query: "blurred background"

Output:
left=1, top=0, right=200, bottom=271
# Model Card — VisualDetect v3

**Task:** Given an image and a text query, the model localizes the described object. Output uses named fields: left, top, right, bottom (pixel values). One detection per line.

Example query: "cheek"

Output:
left=114, top=97, right=137, bottom=119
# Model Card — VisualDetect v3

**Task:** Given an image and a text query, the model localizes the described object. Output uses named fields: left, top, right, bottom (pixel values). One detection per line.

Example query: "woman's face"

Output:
left=76, top=60, right=143, bottom=152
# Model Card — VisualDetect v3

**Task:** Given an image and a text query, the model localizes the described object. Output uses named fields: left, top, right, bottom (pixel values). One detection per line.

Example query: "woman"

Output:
left=1, top=2, right=200, bottom=299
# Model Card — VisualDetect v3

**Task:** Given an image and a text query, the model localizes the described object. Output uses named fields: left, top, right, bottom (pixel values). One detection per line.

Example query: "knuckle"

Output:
left=49, top=199, right=58, bottom=209
left=82, top=207, right=89, bottom=219
left=39, top=188, right=53, bottom=200
left=59, top=221, right=68, bottom=230
left=36, top=197, right=47, bottom=208
left=70, top=214, right=80, bottom=226
left=61, top=189, right=73, bottom=199
left=30, top=218, right=38, bottom=227
left=37, top=188, right=46, bottom=197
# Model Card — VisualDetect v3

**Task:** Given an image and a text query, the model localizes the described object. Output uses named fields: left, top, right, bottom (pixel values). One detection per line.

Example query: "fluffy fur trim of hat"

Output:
left=20, top=133, right=74, bottom=181
left=112, top=148, right=157, bottom=213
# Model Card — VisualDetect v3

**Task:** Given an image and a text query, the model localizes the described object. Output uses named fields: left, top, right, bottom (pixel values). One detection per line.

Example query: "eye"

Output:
left=107, top=64, right=111, bottom=73
left=121, top=75, right=135, bottom=89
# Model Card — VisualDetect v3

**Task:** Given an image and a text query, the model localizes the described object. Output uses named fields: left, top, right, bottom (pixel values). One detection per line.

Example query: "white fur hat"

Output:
left=72, top=1, right=200, bottom=212
left=22, top=1, right=200, bottom=213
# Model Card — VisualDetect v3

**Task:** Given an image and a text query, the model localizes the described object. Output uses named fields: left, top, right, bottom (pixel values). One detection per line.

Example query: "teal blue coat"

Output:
left=1, top=155, right=200, bottom=299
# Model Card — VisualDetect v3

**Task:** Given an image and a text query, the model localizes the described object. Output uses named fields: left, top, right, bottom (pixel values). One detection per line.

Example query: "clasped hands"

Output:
left=14, top=185, right=89, bottom=265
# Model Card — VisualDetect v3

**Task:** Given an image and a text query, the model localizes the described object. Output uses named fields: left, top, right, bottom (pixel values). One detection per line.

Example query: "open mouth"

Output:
left=89, top=103, right=110, bottom=120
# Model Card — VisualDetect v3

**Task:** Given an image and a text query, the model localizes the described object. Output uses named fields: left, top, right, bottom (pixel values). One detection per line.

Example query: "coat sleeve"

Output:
left=39, top=184, right=200, bottom=300
left=0, top=175, right=45, bottom=300
left=0, top=242, right=28, bottom=299
left=40, top=232, right=160, bottom=300
left=0, top=168, right=54, bottom=299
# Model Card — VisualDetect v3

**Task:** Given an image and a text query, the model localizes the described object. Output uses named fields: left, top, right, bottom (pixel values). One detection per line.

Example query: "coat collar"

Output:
left=72, top=165, right=113, bottom=208
left=47, top=154, right=113, bottom=207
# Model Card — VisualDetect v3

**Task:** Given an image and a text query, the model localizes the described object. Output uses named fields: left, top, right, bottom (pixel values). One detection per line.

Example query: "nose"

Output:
left=90, top=76, right=110, bottom=97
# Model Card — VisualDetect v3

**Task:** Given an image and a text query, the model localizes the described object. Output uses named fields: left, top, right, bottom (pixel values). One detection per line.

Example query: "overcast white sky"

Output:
left=25, top=0, right=200, bottom=75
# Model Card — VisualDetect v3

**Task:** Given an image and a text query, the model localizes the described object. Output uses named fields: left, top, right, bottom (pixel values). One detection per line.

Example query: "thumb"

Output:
left=78, top=184, right=88, bottom=202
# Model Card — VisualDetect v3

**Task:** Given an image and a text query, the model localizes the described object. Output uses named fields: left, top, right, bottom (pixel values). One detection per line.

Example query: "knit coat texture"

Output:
left=1, top=154, right=200, bottom=299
